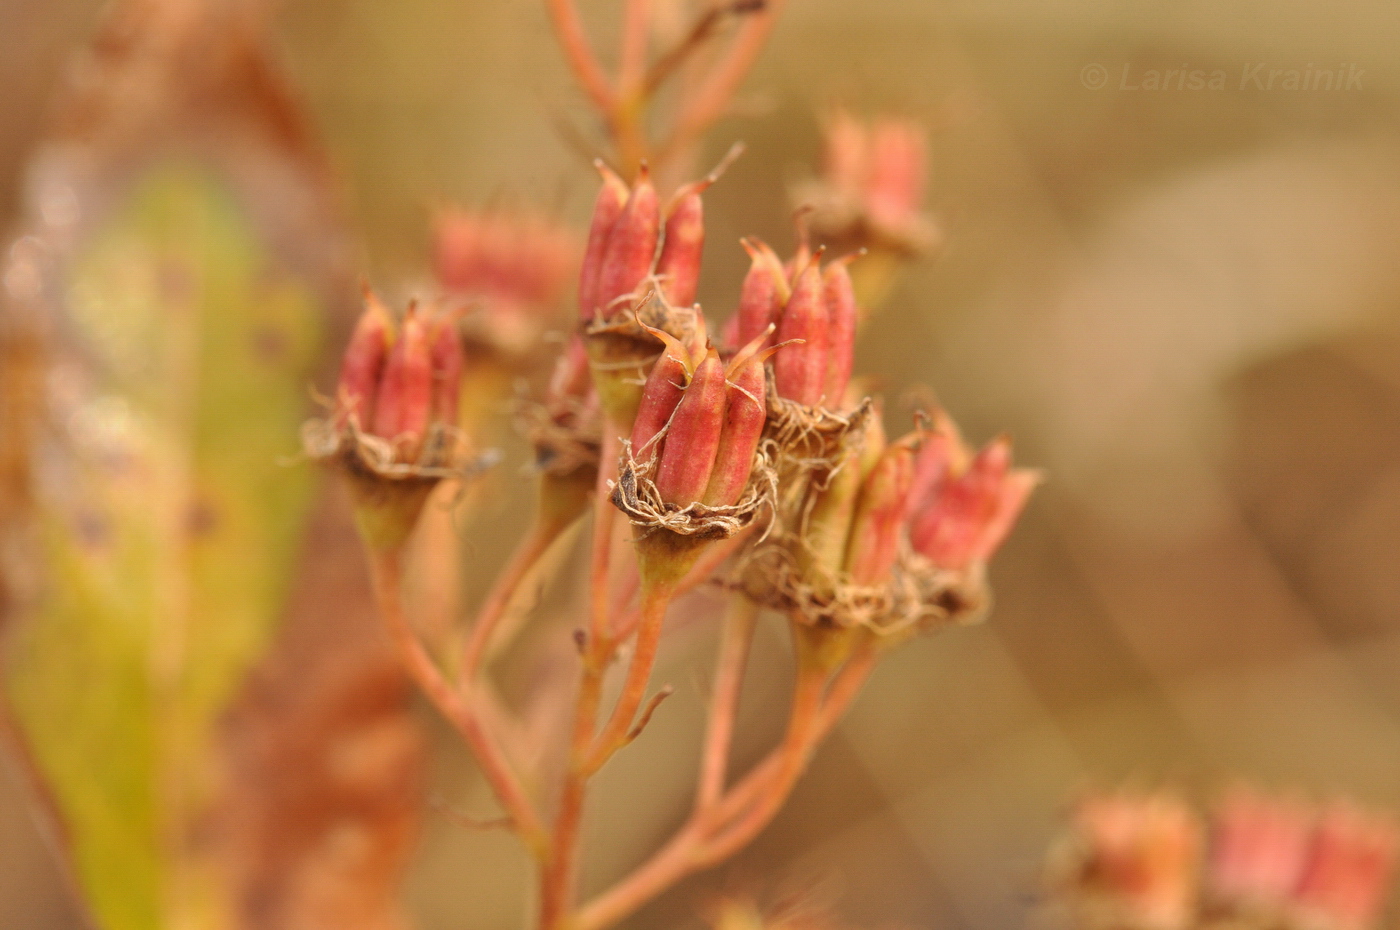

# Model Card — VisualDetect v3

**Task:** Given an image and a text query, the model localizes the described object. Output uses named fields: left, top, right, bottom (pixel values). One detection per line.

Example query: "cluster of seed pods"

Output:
left=727, top=238, right=859, bottom=409
left=628, top=319, right=774, bottom=510
left=336, top=289, right=464, bottom=461
left=577, top=163, right=710, bottom=322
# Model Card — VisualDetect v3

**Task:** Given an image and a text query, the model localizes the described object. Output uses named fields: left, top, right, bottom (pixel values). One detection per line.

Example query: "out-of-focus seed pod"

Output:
left=908, top=408, right=962, bottom=516
left=1292, top=803, right=1398, bottom=930
left=735, top=238, right=786, bottom=350
left=822, top=259, right=858, bottom=405
left=772, top=259, right=830, bottom=405
left=629, top=329, right=693, bottom=460
left=336, top=289, right=394, bottom=428
left=429, top=316, right=463, bottom=427
left=656, top=189, right=704, bottom=308
left=911, top=436, right=1036, bottom=571
left=546, top=334, right=594, bottom=410
left=577, top=163, right=629, bottom=320
left=843, top=436, right=915, bottom=585
left=867, top=118, right=928, bottom=233
left=595, top=165, right=659, bottom=319
left=1209, top=789, right=1314, bottom=907
left=702, top=332, right=773, bottom=507
left=654, top=347, right=726, bottom=507
left=371, top=304, right=433, bottom=458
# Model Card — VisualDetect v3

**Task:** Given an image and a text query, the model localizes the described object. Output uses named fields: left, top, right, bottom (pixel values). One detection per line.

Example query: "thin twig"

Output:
left=544, top=0, right=617, bottom=113
left=696, top=594, right=759, bottom=809
left=643, top=0, right=767, bottom=98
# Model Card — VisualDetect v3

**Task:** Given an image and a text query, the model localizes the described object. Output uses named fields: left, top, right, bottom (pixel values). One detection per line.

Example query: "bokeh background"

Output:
left=5, top=0, right=1400, bottom=927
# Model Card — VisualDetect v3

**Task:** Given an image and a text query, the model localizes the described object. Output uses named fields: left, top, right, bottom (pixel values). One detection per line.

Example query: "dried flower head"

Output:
left=303, top=288, right=491, bottom=551
left=433, top=206, right=578, bottom=357
left=793, top=109, right=940, bottom=258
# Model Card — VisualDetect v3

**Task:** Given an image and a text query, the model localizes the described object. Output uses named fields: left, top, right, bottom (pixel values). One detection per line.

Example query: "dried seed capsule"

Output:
left=546, top=334, right=593, bottom=411
left=910, top=436, right=1036, bottom=571
left=702, top=337, right=771, bottom=507
left=577, top=163, right=630, bottom=320
left=594, top=166, right=659, bottom=319
left=337, top=290, right=395, bottom=429
left=800, top=415, right=885, bottom=585
left=734, top=238, right=786, bottom=350
left=371, top=304, right=434, bottom=458
left=629, top=330, right=693, bottom=460
left=822, top=260, right=858, bottom=405
left=843, top=436, right=916, bottom=585
left=772, top=259, right=830, bottom=405
left=429, top=316, right=463, bottom=427
left=656, top=189, right=704, bottom=308
left=653, top=347, right=726, bottom=507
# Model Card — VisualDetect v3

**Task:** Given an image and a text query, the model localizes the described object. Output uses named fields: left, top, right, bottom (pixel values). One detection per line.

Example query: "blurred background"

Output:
left=4, top=0, right=1400, bottom=928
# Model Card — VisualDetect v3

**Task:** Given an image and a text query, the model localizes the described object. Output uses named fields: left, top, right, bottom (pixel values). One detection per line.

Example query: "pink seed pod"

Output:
left=595, top=165, right=660, bottom=320
left=822, top=258, right=859, bottom=405
left=371, top=304, right=434, bottom=458
left=866, top=117, right=928, bottom=232
left=577, top=162, right=629, bottom=320
left=908, top=408, right=964, bottom=517
left=428, top=315, right=464, bottom=428
left=656, top=189, right=704, bottom=308
left=1208, top=789, right=1313, bottom=907
left=910, top=436, right=1036, bottom=572
left=654, top=347, right=726, bottom=507
left=735, top=238, right=787, bottom=350
left=1292, top=803, right=1398, bottom=930
left=630, top=327, right=694, bottom=460
left=772, top=257, right=830, bottom=405
left=702, top=329, right=775, bottom=507
left=824, top=109, right=869, bottom=200
left=843, top=436, right=916, bottom=585
left=336, top=287, right=395, bottom=429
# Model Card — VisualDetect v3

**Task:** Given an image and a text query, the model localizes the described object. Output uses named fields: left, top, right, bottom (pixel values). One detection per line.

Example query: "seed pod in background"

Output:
left=772, top=257, right=830, bottom=405
left=653, top=348, right=727, bottom=508
left=910, top=435, right=1037, bottom=572
left=656, top=187, right=704, bottom=308
left=702, top=330, right=775, bottom=507
left=908, top=408, right=963, bottom=517
left=336, top=288, right=395, bottom=429
left=867, top=117, right=929, bottom=234
left=843, top=435, right=916, bottom=585
left=428, top=315, right=463, bottom=428
left=734, top=238, right=787, bottom=351
left=594, top=165, right=660, bottom=320
left=577, top=162, right=629, bottom=320
left=546, top=334, right=594, bottom=413
left=822, top=258, right=859, bottom=405
left=371, top=304, right=434, bottom=459
left=629, top=328, right=694, bottom=460
left=1292, top=803, right=1399, bottom=930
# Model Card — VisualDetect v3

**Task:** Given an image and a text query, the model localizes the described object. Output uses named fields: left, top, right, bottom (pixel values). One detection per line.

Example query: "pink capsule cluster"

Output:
left=577, top=164, right=708, bottom=322
left=335, top=289, right=464, bottom=461
left=1064, top=789, right=1399, bottom=930
left=823, top=109, right=929, bottom=239
left=434, top=207, right=577, bottom=310
left=1211, top=789, right=1398, bottom=930
left=728, top=239, right=859, bottom=408
left=629, top=323, right=771, bottom=510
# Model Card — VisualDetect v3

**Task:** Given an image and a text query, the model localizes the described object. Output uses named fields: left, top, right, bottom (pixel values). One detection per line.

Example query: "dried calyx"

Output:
left=302, top=287, right=492, bottom=551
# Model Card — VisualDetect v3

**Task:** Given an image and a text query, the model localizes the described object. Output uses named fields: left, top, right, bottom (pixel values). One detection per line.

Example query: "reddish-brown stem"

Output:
left=574, top=636, right=878, bottom=930
left=459, top=520, right=557, bottom=686
left=367, top=548, right=548, bottom=856
left=617, top=0, right=651, bottom=97
left=539, top=426, right=622, bottom=929
left=585, top=579, right=676, bottom=774
left=610, top=522, right=754, bottom=641
left=662, top=0, right=786, bottom=159
left=696, top=594, right=758, bottom=809
left=545, top=0, right=617, bottom=114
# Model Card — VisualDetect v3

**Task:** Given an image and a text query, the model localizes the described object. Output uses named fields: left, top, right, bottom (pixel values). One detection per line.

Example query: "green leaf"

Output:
left=3, top=164, right=324, bottom=929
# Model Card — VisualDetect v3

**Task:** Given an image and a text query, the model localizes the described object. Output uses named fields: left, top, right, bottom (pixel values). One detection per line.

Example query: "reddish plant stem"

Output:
left=573, top=636, right=877, bottom=930
left=584, top=579, right=676, bottom=775
left=459, top=520, right=557, bottom=686
left=367, top=548, right=548, bottom=856
left=662, top=0, right=787, bottom=159
left=610, top=522, right=755, bottom=642
left=696, top=594, right=758, bottom=809
left=617, top=0, right=652, bottom=97
left=538, top=427, right=622, bottom=929
left=545, top=0, right=617, bottom=114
